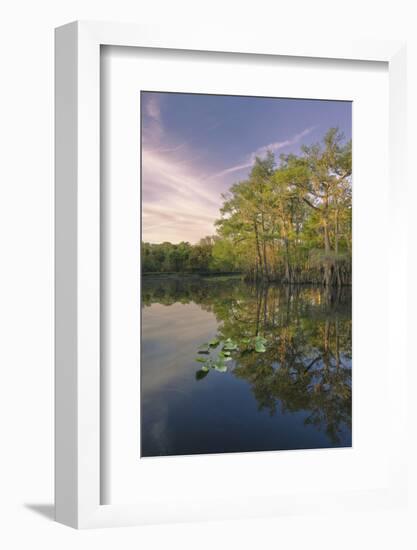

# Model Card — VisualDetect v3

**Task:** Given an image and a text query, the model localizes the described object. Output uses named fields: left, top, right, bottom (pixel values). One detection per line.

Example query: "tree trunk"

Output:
left=335, top=207, right=342, bottom=287
left=284, top=236, right=291, bottom=283
left=323, top=214, right=332, bottom=287
left=254, top=222, right=265, bottom=280
left=261, top=213, right=269, bottom=281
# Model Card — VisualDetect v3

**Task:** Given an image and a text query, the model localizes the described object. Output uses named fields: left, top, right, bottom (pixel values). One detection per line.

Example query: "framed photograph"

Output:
left=139, top=91, right=353, bottom=458
left=55, top=21, right=407, bottom=528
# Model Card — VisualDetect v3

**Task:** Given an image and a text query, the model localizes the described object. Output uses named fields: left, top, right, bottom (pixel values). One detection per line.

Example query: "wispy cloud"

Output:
left=142, top=144, right=220, bottom=243
left=144, top=143, right=187, bottom=155
left=141, top=93, right=227, bottom=243
left=211, top=126, right=315, bottom=179
left=142, top=94, right=165, bottom=148
left=145, top=94, right=161, bottom=122
left=254, top=127, right=314, bottom=158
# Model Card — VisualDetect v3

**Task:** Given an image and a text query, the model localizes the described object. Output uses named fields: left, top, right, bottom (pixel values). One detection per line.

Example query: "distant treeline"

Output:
left=142, top=128, right=352, bottom=286
left=141, top=237, right=235, bottom=274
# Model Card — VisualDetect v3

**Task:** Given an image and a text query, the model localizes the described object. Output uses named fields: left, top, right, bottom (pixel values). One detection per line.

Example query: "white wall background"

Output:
left=0, top=0, right=416, bottom=548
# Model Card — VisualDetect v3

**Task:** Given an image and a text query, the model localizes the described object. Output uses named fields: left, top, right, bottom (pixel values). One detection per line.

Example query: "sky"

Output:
left=141, top=92, right=352, bottom=244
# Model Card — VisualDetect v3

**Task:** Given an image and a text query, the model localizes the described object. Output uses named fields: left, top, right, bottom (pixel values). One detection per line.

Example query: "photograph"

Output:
left=140, top=91, right=352, bottom=457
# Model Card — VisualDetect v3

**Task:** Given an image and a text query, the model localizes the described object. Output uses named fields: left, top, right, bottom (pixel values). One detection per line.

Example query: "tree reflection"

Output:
left=142, top=277, right=352, bottom=445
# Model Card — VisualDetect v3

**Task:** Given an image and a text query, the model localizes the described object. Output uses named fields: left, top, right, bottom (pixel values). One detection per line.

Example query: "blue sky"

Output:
left=141, top=91, right=351, bottom=244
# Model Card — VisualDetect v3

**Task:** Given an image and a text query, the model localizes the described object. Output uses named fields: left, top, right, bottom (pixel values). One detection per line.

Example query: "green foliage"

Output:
left=222, top=338, right=238, bottom=351
left=211, top=238, right=242, bottom=271
left=142, top=236, right=243, bottom=275
left=215, top=128, right=352, bottom=286
left=194, top=333, right=268, bottom=379
left=254, top=336, right=267, bottom=353
left=214, top=359, right=228, bottom=373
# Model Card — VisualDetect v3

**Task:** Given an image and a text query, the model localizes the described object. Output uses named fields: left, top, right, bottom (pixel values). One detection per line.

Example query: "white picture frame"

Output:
left=55, top=20, right=407, bottom=529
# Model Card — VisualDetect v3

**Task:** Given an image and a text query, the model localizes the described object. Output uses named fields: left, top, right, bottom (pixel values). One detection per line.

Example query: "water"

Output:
left=141, top=277, right=352, bottom=457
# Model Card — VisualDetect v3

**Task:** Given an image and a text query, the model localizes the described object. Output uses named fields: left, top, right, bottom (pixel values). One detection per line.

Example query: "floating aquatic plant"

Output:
left=222, top=338, right=238, bottom=351
left=195, top=368, right=209, bottom=380
left=198, top=343, right=210, bottom=354
left=194, top=335, right=268, bottom=379
left=254, top=335, right=267, bottom=353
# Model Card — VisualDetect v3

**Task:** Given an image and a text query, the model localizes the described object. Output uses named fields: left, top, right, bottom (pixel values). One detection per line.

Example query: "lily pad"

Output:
left=198, top=343, right=210, bottom=353
left=195, top=357, right=208, bottom=363
left=195, top=369, right=210, bottom=380
left=255, top=341, right=266, bottom=353
left=214, top=362, right=228, bottom=373
left=212, top=355, right=228, bottom=372
left=223, top=338, right=238, bottom=351
left=209, top=338, right=220, bottom=348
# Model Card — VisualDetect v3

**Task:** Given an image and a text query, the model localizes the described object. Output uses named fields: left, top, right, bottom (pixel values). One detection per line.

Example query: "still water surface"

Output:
left=141, top=277, right=352, bottom=457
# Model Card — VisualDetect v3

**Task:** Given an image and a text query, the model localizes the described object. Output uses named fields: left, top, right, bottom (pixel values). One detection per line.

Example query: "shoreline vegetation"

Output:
left=142, top=271, right=243, bottom=279
left=142, top=128, right=351, bottom=287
